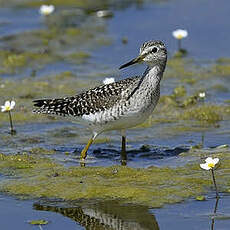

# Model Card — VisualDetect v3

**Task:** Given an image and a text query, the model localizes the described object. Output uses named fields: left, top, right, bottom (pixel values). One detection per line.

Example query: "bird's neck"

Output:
left=142, top=64, right=164, bottom=85
left=127, top=63, right=166, bottom=101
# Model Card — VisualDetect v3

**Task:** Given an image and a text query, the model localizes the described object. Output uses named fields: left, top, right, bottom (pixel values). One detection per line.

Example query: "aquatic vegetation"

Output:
left=200, top=157, right=220, bottom=198
left=0, top=10, right=111, bottom=75
left=96, top=10, right=114, bottom=18
left=0, top=50, right=53, bottom=74
left=1, top=100, right=15, bottom=112
left=172, top=29, right=188, bottom=40
left=172, top=29, right=188, bottom=52
left=29, top=147, right=56, bottom=155
left=180, top=105, right=223, bottom=124
left=211, top=63, right=230, bottom=77
left=22, top=0, right=150, bottom=10
left=196, top=195, right=206, bottom=201
left=199, top=92, right=206, bottom=99
left=200, top=157, right=219, bottom=170
left=0, top=150, right=230, bottom=207
left=24, top=0, right=108, bottom=8
left=29, top=219, right=49, bottom=225
left=1, top=100, right=16, bottom=134
left=39, top=5, right=55, bottom=16
left=166, top=58, right=195, bottom=78
left=172, top=85, right=187, bottom=98
left=66, top=52, right=91, bottom=64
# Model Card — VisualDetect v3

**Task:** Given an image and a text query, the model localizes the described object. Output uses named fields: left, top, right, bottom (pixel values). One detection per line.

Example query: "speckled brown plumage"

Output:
left=33, top=76, right=140, bottom=117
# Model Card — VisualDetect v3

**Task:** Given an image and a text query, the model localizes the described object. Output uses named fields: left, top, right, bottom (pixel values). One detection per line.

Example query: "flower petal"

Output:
left=103, top=77, right=115, bottom=85
left=39, top=5, right=55, bottom=15
left=213, top=158, right=219, bottom=165
left=5, top=101, right=10, bottom=107
left=200, top=163, right=210, bottom=170
left=1, top=105, right=6, bottom=112
left=172, top=29, right=188, bottom=39
left=205, top=157, right=213, bottom=163
left=10, top=100, right=15, bottom=109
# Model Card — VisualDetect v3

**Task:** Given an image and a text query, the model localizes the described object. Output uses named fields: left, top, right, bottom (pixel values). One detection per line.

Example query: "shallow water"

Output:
left=1, top=193, right=230, bottom=230
left=1, top=0, right=230, bottom=229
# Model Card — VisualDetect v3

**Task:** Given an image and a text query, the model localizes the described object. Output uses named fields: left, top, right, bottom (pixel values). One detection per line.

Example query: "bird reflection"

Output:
left=33, top=200, right=159, bottom=230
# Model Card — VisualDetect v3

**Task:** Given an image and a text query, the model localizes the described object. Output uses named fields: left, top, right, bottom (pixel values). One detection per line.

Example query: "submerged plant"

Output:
left=200, top=157, right=220, bottom=198
left=1, top=100, right=16, bottom=135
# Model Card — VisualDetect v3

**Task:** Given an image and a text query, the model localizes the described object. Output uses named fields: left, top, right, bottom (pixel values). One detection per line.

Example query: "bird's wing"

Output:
left=33, top=76, right=140, bottom=117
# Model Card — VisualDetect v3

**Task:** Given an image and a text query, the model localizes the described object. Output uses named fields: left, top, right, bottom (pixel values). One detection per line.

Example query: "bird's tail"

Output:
left=33, top=98, right=68, bottom=117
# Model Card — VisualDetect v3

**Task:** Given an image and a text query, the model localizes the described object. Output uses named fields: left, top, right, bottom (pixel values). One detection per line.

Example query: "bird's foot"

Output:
left=120, top=159, right=127, bottom=166
left=80, top=158, right=86, bottom=167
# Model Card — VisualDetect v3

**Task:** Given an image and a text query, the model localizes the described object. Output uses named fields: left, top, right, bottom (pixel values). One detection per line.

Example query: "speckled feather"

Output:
left=33, top=76, right=140, bottom=117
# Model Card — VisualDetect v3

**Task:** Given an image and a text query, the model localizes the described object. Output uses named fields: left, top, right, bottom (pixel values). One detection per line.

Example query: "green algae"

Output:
left=181, top=77, right=197, bottom=85
left=216, top=57, right=230, bottom=64
left=166, top=58, right=195, bottom=78
left=0, top=50, right=52, bottom=74
left=196, top=195, right=206, bottom=201
left=180, top=95, right=200, bottom=107
left=165, top=56, right=230, bottom=81
left=29, top=219, right=49, bottom=225
left=0, top=12, right=111, bottom=74
left=0, top=150, right=230, bottom=207
left=172, top=85, right=187, bottom=97
left=211, top=64, right=230, bottom=77
left=211, top=84, right=229, bottom=92
left=29, top=147, right=56, bottom=155
left=172, top=49, right=188, bottom=58
left=180, top=105, right=223, bottom=124
left=170, top=125, right=208, bottom=134
left=66, top=51, right=91, bottom=64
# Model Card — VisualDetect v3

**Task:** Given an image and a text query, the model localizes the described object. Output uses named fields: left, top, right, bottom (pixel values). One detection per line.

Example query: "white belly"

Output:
left=81, top=101, right=155, bottom=134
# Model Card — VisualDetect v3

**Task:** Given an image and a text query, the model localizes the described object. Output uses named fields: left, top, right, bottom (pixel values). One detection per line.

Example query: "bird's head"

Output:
left=119, top=40, right=167, bottom=69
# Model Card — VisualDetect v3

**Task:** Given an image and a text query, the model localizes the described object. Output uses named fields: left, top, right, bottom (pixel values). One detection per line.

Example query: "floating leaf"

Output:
left=29, top=219, right=48, bottom=225
left=196, top=196, right=206, bottom=201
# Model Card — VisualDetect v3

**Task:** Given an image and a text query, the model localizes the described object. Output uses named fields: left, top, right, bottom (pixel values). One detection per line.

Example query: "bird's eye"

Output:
left=151, top=47, right=158, bottom=53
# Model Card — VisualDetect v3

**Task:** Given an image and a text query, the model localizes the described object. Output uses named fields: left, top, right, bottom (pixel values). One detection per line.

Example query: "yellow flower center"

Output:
left=176, top=34, right=183, bottom=39
left=208, top=163, right=214, bottom=168
left=5, top=105, right=11, bottom=111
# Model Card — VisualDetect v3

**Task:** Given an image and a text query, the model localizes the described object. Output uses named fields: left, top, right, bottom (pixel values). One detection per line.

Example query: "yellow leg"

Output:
left=80, top=138, right=94, bottom=160
left=80, top=134, right=97, bottom=167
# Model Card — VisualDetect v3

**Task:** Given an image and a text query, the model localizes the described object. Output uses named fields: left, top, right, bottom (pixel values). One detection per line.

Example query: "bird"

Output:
left=33, top=40, right=167, bottom=166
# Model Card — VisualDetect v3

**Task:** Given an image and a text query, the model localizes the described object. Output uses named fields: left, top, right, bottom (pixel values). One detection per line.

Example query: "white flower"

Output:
left=172, top=29, right=188, bottom=40
left=103, top=77, right=115, bottom=85
left=200, top=157, right=219, bottom=170
left=39, top=5, right=55, bottom=16
left=96, top=10, right=113, bottom=18
left=199, top=92, right=206, bottom=98
left=1, top=100, right=15, bottom=112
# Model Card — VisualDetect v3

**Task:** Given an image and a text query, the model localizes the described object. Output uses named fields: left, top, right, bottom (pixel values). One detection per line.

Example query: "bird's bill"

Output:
left=119, top=55, right=144, bottom=69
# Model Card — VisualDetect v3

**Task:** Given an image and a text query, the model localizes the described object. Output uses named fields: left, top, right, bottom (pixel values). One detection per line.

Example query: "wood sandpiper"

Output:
left=33, top=40, right=167, bottom=165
